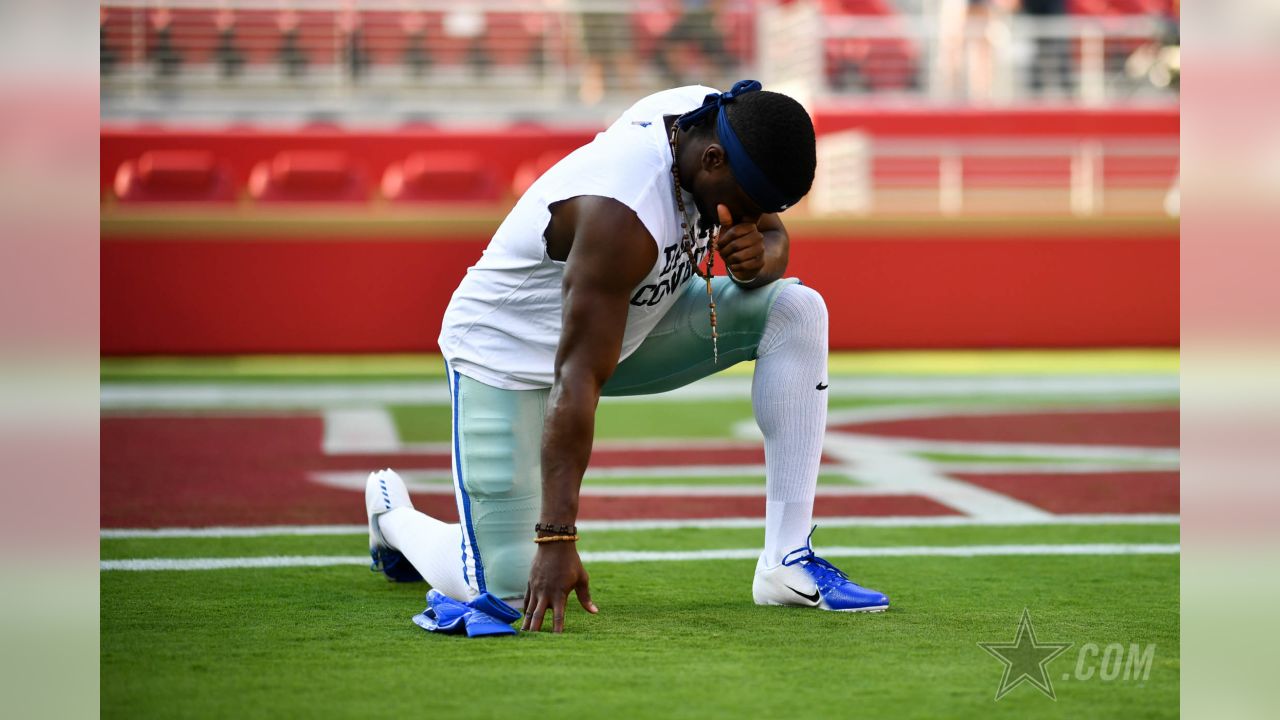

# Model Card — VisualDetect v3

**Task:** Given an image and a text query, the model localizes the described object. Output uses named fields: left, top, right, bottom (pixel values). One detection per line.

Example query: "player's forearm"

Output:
left=734, top=227, right=790, bottom=289
left=538, top=373, right=602, bottom=525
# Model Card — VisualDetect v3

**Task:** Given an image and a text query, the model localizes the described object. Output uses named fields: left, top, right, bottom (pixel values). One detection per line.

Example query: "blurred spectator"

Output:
left=825, top=0, right=921, bottom=93
left=1023, top=0, right=1073, bottom=93
left=937, top=0, right=1014, bottom=102
left=401, top=11, right=430, bottom=78
left=214, top=9, right=245, bottom=79
left=443, top=7, right=493, bottom=76
left=100, top=7, right=118, bottom=76
left=277, top=9, right=307, bottom=78
left=340, top=3, right=370, bottom=80
left=573, top=1, right=638, bottom=105
left=149, top=7, right=183, bottom=77
left=653, top=0, right=734, bottom=87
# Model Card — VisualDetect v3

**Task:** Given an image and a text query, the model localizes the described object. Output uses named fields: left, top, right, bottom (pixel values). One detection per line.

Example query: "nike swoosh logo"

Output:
left=816, top=383, right=828, bottom=391
left=786, top=585, right=821, bottom=604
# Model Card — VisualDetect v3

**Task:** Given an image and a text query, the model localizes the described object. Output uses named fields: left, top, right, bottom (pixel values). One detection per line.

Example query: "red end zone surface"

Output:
left=832, top=409, right=1179, bottom=447
left=100, top=416, right=958, bottom=527
left=101, top=406, right=1178, bottom=528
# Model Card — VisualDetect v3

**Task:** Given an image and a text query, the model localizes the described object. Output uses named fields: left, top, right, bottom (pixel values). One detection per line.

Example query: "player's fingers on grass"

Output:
left=575, top=575, right=597, bottom=614
left=531, top=603, right=549, bottom=632
left=522, top=595, right=546, bottom=631
left=552, top=594, right=567, bottom=634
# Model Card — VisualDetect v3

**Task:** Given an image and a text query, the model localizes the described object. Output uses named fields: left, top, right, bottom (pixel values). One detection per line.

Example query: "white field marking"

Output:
left=727, top=402, right=1177, bottom=522
left=580, top=544, right=1181, bottom=562
left=103, top=556, right=366, bottom=571
left=835, top=436, right=1180, bottom=463
left=927, top=461, right=1180, bottom=475
left=823, top=401, right=1178, bottom=427
left=390, top=438, right=770, bottom=455
left=818, top=433, right=1057, bottom=521
left=308, top=471, right=889, bottom=497
left=99, top=375, right=1178, bottom=410
left=313, top=464, right=787, bottom=485
left=99, top=543, right=1181, bottom=571
left=819, top=402, right=1180, bottom=462
left=323, top=408, right=400, bottom=453
left=98, top=513, right=1180, bottom=539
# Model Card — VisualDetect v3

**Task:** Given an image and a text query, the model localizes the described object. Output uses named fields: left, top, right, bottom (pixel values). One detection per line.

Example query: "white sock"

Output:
left=377, top=507, right=474, bottom=601
left=753, top=284, right=828, bottom=567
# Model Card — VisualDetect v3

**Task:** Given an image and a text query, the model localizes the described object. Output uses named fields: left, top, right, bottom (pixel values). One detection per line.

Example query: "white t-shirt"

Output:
left=438, top=85, right=718, bottom=390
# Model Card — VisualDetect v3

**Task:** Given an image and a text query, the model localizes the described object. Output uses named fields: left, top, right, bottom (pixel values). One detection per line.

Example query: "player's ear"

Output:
left=701, top=143, right=727, bottom=173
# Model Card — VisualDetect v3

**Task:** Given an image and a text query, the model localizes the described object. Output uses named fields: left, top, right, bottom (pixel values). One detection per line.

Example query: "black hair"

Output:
left=712, top=90, right=817, bottom=206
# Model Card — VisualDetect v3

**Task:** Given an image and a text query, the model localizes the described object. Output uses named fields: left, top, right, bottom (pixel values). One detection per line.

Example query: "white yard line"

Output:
left=837, top=436, right=1181, bottom=463
left=725, top=404, right=1178, bottom=524
left=322, top=408, right=400, bottom=453
left=308, top=470, right=888, bottom=496
left=100, top=375, right=1178, bottom=410
left=100, top=543, right=1181, bottom=571
left=99, top=513, right=1180, bottom=539
left=927, top=461, right=1180, bottom=474
left=819, top=433, right=1057, bottom=522
left=823, top=401, right=1178, bottom=426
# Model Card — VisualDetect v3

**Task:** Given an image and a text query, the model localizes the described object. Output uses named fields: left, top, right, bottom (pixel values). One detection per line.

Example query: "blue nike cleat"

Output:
left=366, top=469, right=423, bottom=583
left=752, top=528, right=889, bottom=612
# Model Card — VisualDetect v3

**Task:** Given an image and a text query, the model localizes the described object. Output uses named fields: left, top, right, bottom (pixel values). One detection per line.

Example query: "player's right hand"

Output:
left=715, top=204, right=766, bottom=282
left=522, top=541, right=598, bottom=633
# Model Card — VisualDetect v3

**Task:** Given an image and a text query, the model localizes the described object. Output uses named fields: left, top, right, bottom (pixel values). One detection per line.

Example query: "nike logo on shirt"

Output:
left=816, top=383, right=828, bottom=391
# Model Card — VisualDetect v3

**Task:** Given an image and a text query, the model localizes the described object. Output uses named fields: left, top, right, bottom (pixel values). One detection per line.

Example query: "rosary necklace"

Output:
left=669, top=124, right=720, bottom=364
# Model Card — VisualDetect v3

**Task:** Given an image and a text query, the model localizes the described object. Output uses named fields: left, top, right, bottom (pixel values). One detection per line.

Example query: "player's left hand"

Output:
left=716, top=204, right=765, bottom=283
left=521, top=540, right=597, bottom=633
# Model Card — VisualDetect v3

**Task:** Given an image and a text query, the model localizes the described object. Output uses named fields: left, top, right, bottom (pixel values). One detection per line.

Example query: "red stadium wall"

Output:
left=100, top=222, right=1177, bottom=354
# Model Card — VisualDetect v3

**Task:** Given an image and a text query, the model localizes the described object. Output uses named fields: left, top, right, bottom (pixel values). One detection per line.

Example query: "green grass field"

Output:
left=101, top=351, right=1179, bottom=718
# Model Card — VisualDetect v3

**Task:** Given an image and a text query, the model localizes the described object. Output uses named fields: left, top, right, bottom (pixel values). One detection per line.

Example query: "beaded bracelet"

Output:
left=533, top=534, right=579, bottom=544
left=535, top=522, right=577, bottom=536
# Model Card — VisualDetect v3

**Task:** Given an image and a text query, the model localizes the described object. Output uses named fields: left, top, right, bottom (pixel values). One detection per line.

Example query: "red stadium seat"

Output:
left=113, top=151, right=237, bottom=204
left=421, top=11, right=478, bottom=67
left=483, top=12, right=547, bottom=67
left=821, top=0, right=919, bottom=91
left=160, top=8, right=221, bottom=65
left=381, top=152, right=501, bottom=204
left=358, top=10, right=411, bottom=66
left=102, top=6, right=147, bottom=66
left=248, top=151, right=369, bottom=203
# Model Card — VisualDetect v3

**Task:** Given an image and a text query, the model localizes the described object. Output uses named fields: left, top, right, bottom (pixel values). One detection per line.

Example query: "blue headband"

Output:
left=675, top=80, right=795, bottom=213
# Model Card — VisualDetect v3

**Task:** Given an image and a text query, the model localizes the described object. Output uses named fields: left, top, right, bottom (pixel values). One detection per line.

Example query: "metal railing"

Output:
left=811, top=132, right=1179, bottom=217
left=760, top=0, right=1179, bottom=107
left=100, top=0, right=761, bottom=123
left=101, top=1, right=1179, bottom=123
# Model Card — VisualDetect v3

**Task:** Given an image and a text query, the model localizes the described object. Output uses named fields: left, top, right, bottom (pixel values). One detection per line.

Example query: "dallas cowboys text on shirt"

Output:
left=630, top=243, right=708, bottom=307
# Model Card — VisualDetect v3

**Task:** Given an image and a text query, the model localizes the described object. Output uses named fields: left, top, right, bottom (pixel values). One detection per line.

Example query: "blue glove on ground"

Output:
left=412, top=589, right=521, bottom=638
